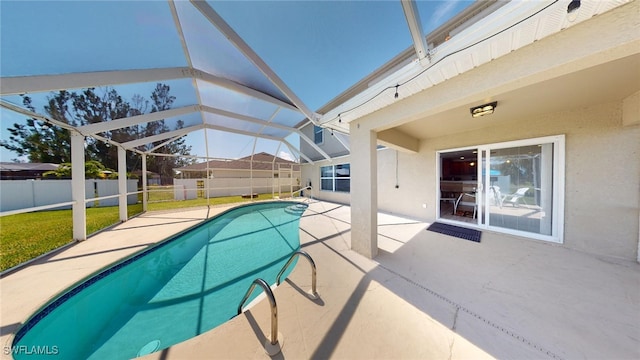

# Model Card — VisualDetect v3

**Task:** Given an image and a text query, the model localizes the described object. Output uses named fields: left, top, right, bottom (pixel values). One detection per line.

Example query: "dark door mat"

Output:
left=427, top=222, right=481, bottom=242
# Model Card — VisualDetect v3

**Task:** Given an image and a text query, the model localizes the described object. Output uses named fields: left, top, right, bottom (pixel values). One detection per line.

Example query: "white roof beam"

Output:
left=195, top=70, right=299, bottom=113
left=78, top=105, right=200, bottom=135
left=401, top=0, right=430, bottom=62
left=0, top=100, right=76, bottom=132
left=0, top=67, right=190, bottom=96
left=122, top=124, right=201, bottom=149
left=282, top=139, right=313, bottom=164
left=330, top=129, right=351, bottom=152
left=202, top=105, right=293, bottom=133
left=146, top=135, right=183, bottom=154
left=190, top=0, right=320, bottom=124
left=201, top=105, right=331, bottom=160
left=295, top=130, right=331, bottom=160
left=203, top=123, right=282, bottom=142
left=0, top=99, right=147, bottom=155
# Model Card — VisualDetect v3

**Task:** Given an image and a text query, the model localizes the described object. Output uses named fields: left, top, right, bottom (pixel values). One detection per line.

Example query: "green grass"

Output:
left=147, top=193, right=286, bottom=211
left=0, top=193, right=289, bottom=272
left=146, top=185, right=176, bottom=202
left=0, top=204, right=142, bottom=272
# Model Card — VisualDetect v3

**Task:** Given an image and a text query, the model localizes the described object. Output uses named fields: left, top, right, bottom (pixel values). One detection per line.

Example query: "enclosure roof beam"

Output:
left=147, top=135, right=183, bottom=154
left=78, top=105, right=200, bottom=135
left=190, top=0, right=320, bottom=124
left=331, top=129, right=351, bottom=152
left=1, top=68, right=302, bottom=116
left=282, top=139, right=314, bottom=164
left=0, top=99, right=76, bottom=132
left=201, top=105, right=330, bottom=160
left=203, top=123, right=282, bottom=142
left=122, top=124, right=202, bottom=149
left=295, top=129, right=331, bottom=160
left=201, top=105, right=294, bottom=133
left=0, top=67, right=190, bottom=96
left=196, top=71, right=299, bottom=113
left=401, top=0, right=430, bottom=62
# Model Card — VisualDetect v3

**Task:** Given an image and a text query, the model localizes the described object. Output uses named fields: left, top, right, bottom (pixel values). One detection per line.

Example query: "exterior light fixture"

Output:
left=470, top=101, right=497, bottom=118
left=567, top=0, right=581, bottom=21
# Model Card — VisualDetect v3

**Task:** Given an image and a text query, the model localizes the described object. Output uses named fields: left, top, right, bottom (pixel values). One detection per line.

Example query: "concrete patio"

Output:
left=1, top=200, right=638, bottom=359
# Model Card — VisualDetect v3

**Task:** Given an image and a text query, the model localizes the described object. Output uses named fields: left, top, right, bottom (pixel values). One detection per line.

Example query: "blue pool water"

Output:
left=12, top=201, right=308, bottom=359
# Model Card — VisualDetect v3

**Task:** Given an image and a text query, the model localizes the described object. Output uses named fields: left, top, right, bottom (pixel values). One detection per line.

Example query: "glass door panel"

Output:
left=438, top=148, right=479, bottom=224
left=484, top=143, right=554, bottom=236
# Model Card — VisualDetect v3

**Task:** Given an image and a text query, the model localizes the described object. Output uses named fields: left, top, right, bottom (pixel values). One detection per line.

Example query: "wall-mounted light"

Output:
left=470, top=101, right=497, bottom=118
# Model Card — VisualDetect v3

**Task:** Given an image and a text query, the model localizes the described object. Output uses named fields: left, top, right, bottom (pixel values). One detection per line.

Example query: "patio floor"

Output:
left=1, top=200, right=638, bottom=359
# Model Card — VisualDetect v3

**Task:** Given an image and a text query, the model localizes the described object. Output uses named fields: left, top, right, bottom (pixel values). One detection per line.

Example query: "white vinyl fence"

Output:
left=0, top=179, right=138, bottom=212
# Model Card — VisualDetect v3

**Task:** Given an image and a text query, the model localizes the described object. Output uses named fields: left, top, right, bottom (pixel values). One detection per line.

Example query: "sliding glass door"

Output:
left=438, top=135, right=564, bottom=243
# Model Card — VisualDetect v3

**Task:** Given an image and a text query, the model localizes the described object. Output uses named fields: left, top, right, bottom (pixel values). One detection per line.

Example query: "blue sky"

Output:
left=0, top=0, right=471, bottom=163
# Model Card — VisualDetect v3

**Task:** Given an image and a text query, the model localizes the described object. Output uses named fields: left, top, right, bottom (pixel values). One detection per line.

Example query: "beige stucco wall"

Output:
left=301, top=156, right=351, bottom=205
left=304, top=100, right=639, bottom=261
left=421, top=101, right=638, bottom=261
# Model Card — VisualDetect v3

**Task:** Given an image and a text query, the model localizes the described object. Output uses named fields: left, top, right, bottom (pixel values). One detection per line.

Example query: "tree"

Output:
left=143, top=84, right=194, bottom=181
left=42, top=160, right=117, bottom=179
left=1, top=84, right=194, bottom=182
left=1, top=95, right=72, bottom=163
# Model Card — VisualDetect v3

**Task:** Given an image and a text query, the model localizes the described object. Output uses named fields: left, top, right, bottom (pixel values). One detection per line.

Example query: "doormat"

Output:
left=427, top=222, right=481, bottom=243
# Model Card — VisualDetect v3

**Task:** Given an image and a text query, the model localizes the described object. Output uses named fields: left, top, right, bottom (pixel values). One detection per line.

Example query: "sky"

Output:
left=0, top=0, right=471, bottom=163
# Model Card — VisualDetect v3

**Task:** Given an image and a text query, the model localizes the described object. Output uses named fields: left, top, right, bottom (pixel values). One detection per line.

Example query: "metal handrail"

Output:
left=237, top=278, right=278, bottom=346
left=290, top=185, right=311, bottom=197
left=276, top=250, right=317, bottom=297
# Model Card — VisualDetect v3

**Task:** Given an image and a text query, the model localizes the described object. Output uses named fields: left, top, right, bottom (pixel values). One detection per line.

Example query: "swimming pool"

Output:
left=12, top=201, right=308, bottom=359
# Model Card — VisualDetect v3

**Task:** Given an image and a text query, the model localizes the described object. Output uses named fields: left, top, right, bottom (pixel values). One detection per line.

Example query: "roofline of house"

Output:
left=295, top=0, right=506, bottom=130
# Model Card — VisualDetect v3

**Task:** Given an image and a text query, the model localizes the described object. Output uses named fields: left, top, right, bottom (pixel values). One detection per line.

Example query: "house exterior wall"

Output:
left=301, top=156, right=351, bottom=205
left=300, top=123, right=349, bottom=162
left=179, top=168, right=299, bottom=179
left=303, top=100, right=639, bottom=261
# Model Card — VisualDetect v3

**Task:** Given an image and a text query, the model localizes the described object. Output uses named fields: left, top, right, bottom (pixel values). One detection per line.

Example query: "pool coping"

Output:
left=8, top=200, right=308, bottom=353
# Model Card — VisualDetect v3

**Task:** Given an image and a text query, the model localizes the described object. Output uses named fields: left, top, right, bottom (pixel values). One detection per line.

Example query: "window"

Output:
left=320, top=163, right=350, bottom=192
left=314, top=125, right=324, bottom=144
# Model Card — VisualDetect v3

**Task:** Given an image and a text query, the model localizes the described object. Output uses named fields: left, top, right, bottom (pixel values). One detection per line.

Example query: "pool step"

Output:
left=284, top=204, right=308, bottom=215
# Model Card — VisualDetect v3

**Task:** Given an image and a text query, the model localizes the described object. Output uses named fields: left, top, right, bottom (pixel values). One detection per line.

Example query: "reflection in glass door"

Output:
left=438, top=135, right=564, bottom=243
left=483, top=140, right=558, bottom=238
left=438, top=148, right=480, bottom=225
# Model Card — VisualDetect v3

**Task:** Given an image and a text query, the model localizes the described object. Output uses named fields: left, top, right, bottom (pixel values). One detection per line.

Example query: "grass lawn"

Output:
left=0, top=204, right=143, bottom=272
left=0, top=193, right=290, bottom=272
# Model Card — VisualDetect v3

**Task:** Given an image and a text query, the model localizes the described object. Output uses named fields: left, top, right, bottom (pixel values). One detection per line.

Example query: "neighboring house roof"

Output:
left=175, top=152, right=299, bottom=172
left=0, top=162, right=59, bottom=171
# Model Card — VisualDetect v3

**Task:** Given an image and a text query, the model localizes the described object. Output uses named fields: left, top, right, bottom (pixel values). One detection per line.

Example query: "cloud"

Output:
left=427, top=2, right=458, bottom=32
left=278, top=150, right=295, bottom=162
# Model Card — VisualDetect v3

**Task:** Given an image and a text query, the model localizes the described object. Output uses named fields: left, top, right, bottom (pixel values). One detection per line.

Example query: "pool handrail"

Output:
left=237, top=278, right=278, bottom=346
left=276, top=250, right=318, bottom=298
left=290, top=185, right=311, bottom=198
